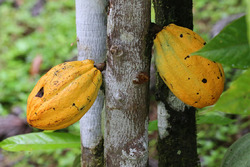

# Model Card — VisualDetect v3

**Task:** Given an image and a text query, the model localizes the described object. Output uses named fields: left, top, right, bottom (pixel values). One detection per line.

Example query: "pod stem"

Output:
left=94, top=62, right=106, bottom=72
left=150, top=23, right=163, bottom=39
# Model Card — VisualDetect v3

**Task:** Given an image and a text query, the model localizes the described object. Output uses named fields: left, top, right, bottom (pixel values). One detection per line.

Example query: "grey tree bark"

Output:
left=104, top=0, right=151, bottom=166
left=75, top=0, right=107, bottom=166
left=153, top=0, right=200, bottom=166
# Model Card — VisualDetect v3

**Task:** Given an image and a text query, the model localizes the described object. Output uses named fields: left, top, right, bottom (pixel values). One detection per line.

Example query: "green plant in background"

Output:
left=0, top=1, right=77, bottom=116
left=194, top=14, right=250, bottom=167
left=0, top=1, right=79, bottom=166
left=193, top=0, right=247, bottom=40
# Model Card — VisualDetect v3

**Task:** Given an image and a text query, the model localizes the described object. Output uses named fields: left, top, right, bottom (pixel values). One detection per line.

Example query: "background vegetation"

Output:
left=0, top=0, right=248, bottom=166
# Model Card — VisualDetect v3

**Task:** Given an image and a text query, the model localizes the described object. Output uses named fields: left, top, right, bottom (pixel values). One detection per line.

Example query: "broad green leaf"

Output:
left=148, top=120, right=158, bottom=131
left=197, top=114, right=235, bottom=125
left=221, top=133, right=250, bottom=167
left=0, top=132, right=80, bottom=152
left=213, top=69, right=250, bottom=115
left=192, top=16, right=250, bottom=69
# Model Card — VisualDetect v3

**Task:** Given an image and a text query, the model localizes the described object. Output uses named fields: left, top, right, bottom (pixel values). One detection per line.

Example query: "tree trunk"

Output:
left=153, top=0, right=200, bottom=166
left=75, top=0, right=107, bottom=166
left=104, top=0, right=151, bottom=166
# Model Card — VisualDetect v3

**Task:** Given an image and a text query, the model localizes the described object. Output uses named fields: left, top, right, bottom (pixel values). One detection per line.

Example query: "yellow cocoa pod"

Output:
left=153, top=24, right=225, bottom=108
left=27, top=59, right=102, bottom=130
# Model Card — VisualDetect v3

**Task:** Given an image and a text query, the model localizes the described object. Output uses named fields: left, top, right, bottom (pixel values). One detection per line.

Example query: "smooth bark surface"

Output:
left=75, top=0, right=107, bottom=166
left=104, top=0, right=151, bottom=166
left=153, top=0, right=199, bottom=166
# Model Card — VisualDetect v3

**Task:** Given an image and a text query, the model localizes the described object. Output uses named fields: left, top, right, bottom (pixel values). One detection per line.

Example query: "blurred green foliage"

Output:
left=0, top=1, right=78, bottom=166
left=193, top=0, right=246, bottom=40
left=1, top=148, right=81, bottom=167
left=193, top=1, right=248, bottom=166
left=0, top=0, right=77, bottom=116
left=197, top=122, right=240, bottom=167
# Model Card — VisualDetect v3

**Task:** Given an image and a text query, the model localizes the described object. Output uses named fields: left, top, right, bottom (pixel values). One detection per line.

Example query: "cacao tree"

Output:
left=104, top=0, right=151, bottom=166
left=75, top=0, right=107, bottom=166
left=153, top=0, right=199, bottom=166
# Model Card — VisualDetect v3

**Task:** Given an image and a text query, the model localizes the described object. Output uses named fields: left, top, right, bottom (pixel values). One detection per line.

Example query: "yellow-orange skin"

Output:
left=27, top=59, right=102, bottom=130
left=154, top=24, right=225, bottom=108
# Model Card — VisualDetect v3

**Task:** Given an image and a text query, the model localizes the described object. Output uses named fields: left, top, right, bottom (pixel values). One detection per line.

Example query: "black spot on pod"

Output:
left=202, top=78, right=207, bottom=83
left=180, top=34, right=183, bottom=38
left=219, top=68, right=223, bottom=77
left=54, top=70, right=59, bottom=76
left=184, top=55, right=190, bottom=60
left=170, top=83, right=173, bottom=89
left=217, top=76, right=220, bottom=79
left=35, top=87, right=44, bottom=98
left=72, top=103, right=75, bottom=106
left=53, top=81, right=59, bottom=85
left=188, top=77, right=190, bottom=80
left=87, top=96, right=91, bottom=102
left=196, top=93, right=199, bottom=95
left=203, top=42, right=206, bottom=45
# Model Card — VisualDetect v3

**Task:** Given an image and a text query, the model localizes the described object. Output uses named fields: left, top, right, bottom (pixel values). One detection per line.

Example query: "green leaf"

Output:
left=151, top=1, right=155, bottom=23
left=73, top=154, right=81, bottom=167
left=192, top=16, right=250, bottom=69
left=247, top=0, right=250, bottom=46
left=213, top=69, right=250, bottom=115
left=197, top=113, right=235, bottom=125
left=221, top=133, right=250, bottom=167
left=148, top=120, right=158, bottom=131
left=0, top=132, right=80, bottom=152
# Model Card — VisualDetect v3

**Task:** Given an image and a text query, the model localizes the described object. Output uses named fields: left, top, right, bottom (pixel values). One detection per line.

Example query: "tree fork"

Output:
left=153, top=0, right=200, bottom=166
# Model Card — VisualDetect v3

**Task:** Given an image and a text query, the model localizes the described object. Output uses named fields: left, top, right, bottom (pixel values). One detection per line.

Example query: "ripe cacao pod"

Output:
left=27, top=59, right=102, bottom=130
left=153, top=24, right=225, bottom=108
